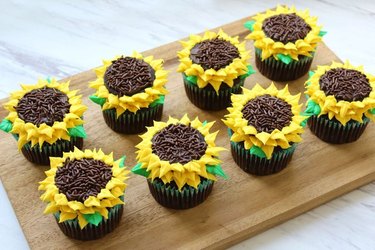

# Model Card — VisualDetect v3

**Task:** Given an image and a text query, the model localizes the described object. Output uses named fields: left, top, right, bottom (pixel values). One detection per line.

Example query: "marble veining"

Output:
left=0, top=0, right=374, bottom=249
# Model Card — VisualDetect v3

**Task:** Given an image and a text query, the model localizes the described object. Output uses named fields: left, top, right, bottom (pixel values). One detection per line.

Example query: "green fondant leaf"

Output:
left=46, top=77, right=52, bottom=83
left=303, top=100, right=321, bottom=116
left=119, top=156, right=126, bottom=168
left=244, top=20, right=256, bottom=31
left=186, top=75, right=198, bottom=84
left=318, top=30, right=327, bottom=37
left=300, top=119, right=307, bottom=128
left=250, top=146, right=266, bottom=158
left=131, top=163, right=150, bottom=177
left=89, top=95, right=106, bottom=107
left=277, top=54, right=293, bottom=65
left=206, top=164, right=228, bottom=179
left=240, top=65, right=256, bottom=79
left=68, top=125, right=87, bottom=138
left=202, top=120, right=208, bottom=127
left=369, top=108, right=375, bottom=114
left=0, top=119, right=13, bottom=133
left=83, top=212, right=103, bottom=226
left=308, top=71, right=315, bottom=79
left=150, top=95, right=165, bottom=108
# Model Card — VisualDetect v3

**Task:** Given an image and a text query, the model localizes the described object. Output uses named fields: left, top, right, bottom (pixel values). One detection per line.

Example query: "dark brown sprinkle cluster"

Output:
left=319, top=68, right=372, bottom=101
left=189, top=38, right=240, bottom=70
left=104, top=56, right=155, bottom=97
left=262, top=13, right=311, bottom=44
left=55, top=158, right=113, bottom=202
left=151, top=124, right=207, bottom=164
left=15, top=87, right=70, bottom=126
left=242, top=94, right=293, bottom=133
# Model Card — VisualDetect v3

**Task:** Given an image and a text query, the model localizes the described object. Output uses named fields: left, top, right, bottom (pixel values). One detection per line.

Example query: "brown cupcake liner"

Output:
left=20, top=137, right=83, bottom=165
left=147, top=178, right=214, bottom=209
left=308, top=115, right=370, bottom=144
left=230, top=140, right=296, bottom=175
left=102, top=104, right=163, bottom=134
left=255, top=48, right=314, bottom=82
left=54, top=204, right=123, bottom=241
left=183, top=74, right=245, bottom=110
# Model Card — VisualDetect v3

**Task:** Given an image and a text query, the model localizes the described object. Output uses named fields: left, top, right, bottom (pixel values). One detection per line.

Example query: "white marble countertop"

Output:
left=0, top=0, right=375, bottom=249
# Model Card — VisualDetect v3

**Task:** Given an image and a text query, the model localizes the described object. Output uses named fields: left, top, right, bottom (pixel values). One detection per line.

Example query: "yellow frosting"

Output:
left=246, top=5, right=323, bottom=61
left=177, top=29, right=250, bottom=93
left=135, top=114, right=225, bottom=190
left=89, top=51, right=168, bottom=117
left=305, top=61, right=375, bottom=125
left=39, top=147, right=130, bottom=229
left=223, top=83, right=306, bottom=159
left=3, top=78, right=87, bottom=150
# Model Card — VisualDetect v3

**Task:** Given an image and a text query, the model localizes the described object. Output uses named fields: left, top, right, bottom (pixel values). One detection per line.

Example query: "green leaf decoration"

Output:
left=119, top=156, right=126, bottom=168
left=277, top=54, right=293, bottom=65
left=89, top=95, right=106, bottom=107
left=68, top=125, right=87, bottom=138
left=300, top=118, right=308, bottom=128
left=186, top=75, right=198, bottom=84
left=303, top=100, right=321, bottom=116
left=240, top=65, right=256, bottom=79
left=250, top=146, right=266, bottom=158
left=308, top=71, right=315, bottom=79
left=46, top=77, right=52, bottom=83
left=202, top=120, right=208, bottom=127
left=83, top=212, right=103, bottom=226
left=318, top=30, right=327, bottom=37
left=0, top=119, right=13, bottom=133
left=227, top=128, right=233, bottom=136
left=131, top=163, right=150, bottom=177
left=150, top=95, right=165, bottom=108
left=206, top=165, right=228, bottom=179
left=369, top=108, right=375, bottom=115
left=244, top=20, right=256, bottom=31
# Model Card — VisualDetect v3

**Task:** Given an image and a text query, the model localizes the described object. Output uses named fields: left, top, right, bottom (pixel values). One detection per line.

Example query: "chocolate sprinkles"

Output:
left=104, top=56, right=155, bottom=97
left=15, top=86, right=70, bottom=126
left=190, top=38, right=240, bottom=71
left=151, top=124, right=207, bottom=164
left=55, top=158, right=113, bottom=202
left=242, top=94, right=293, bottom=133
left=319, top=68, right=372, bottom=101
left=262, top=13, right=311, bottom=44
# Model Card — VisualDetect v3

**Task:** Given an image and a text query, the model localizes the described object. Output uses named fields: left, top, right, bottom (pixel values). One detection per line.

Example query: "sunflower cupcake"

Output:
left=305, top=61, right=375, bottom=143
left=132, top=115, right=227, bottom=209
left=89, top=51, right=168, bottom=134
left=223, top=84, right=306, bottom=175
left=0, top=78, right=87, bottom=165
left=39, top=147, right=129, bottom=240
left=245, top=5, right=326, bottom=81
left=177, top=29, right=254, bottom=110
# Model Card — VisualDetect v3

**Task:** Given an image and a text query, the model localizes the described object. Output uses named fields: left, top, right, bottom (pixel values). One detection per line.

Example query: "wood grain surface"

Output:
left=0, top=14, right=374, bottom=250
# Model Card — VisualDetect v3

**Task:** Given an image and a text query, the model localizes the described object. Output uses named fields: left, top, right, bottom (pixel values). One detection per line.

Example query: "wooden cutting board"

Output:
left=1, top=13, right=374, bottom=250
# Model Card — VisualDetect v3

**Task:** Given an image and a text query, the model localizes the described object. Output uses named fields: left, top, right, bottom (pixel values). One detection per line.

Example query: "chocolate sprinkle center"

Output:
left=262, top=13, right=311, bottom=44
left=319, top=68, right=372, bottom=101
left=242, top=94, right=293, bottom=133
left=15, top=86, right=71, bottom=126
left=104, top=56, right=155, bottom=97
left=151, top=124, right=208, bottom=164
left=55, top=158, right=113, bottom=202
left=190, top=38, right=240, bottom=71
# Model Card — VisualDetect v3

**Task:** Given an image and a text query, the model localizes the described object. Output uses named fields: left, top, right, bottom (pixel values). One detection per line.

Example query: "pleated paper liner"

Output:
left=231, top=140, right=297, bottom=175
left=17, top=136, right=84, bottom=165
left=147, top=178, right=214, bottom=209
left=255, top=48, right=314, bottom=82
left=183, top=74, right=245, bottom=110
left=102, top=104, right=163, bottom=134
left=54, top=204, right=123, bottom=241
left=308, top=115, right=370, bottom=144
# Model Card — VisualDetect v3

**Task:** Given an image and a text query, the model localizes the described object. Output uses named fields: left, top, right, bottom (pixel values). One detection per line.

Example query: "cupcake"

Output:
left=223, top=84, right=306, bottom=175
left=132, top=114, right=227, bottom=209
left=245, top=5, right=326, bottom=81
left=177, top=29, right=254, bottom=110
left=38, top=147, right=129, bottom=240
left=0, top=78, right=87, bottom=165
left=89, top=51, right=168, bottom=134
left=304, top=61, right=375, bottom=143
